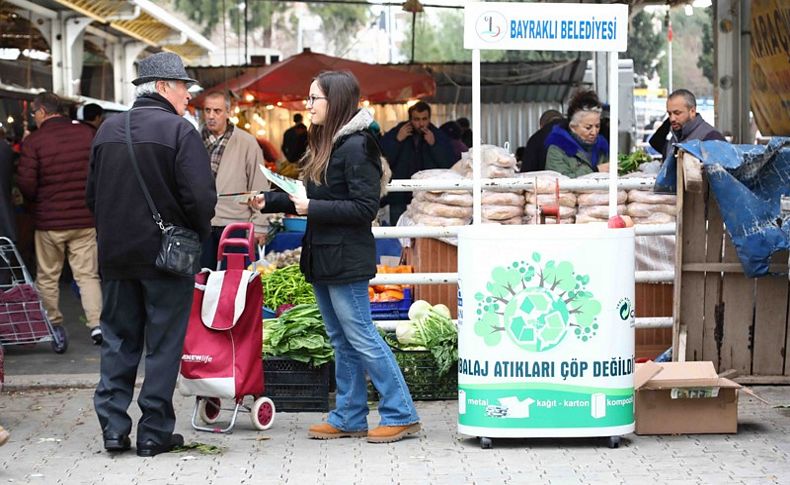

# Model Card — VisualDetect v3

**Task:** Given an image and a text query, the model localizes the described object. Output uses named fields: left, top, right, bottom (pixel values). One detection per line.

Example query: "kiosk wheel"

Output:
left=479, top=437, right=493, bottom=449
left=607, top=436, right=621, bottom=449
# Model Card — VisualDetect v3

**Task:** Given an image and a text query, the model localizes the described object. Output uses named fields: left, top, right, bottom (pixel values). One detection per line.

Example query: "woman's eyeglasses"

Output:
left=306, top=95, right=327, bottom=106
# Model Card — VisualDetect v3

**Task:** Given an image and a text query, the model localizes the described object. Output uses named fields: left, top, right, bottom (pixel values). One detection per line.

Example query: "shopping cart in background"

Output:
left=0, top=237, right=68, bottom=354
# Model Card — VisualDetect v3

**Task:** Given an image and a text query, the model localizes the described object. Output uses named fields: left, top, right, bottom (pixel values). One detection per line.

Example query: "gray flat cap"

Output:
left=132, top=52, right=197, bottom=86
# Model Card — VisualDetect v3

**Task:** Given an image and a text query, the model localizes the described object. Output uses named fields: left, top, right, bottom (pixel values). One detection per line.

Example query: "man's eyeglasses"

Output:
left=306, top=95, right=327, bottom=106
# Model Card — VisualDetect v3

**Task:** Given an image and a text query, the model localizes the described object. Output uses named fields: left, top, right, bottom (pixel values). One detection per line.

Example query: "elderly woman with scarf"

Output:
left=544, top=90, right=610, bottom=178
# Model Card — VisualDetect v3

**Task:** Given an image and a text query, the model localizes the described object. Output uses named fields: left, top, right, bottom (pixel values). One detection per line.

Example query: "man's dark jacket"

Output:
left=86, top=94, right=216, bottom=280
left=0, top=140, right=16, bottom=240
left=649, top=115, right=726, bottom=160
left=520, top=118, right=562, bottom=173
left=380, top=121, right=454, bottom=210
left=264, top=110, right=381, bottom=285
left=281, top=123, right=308, bottom=163
left=17, top=116, right=95, bottom=230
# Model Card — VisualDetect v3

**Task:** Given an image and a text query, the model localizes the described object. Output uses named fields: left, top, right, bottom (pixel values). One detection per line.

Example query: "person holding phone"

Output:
left=380, top=101, right=454, bottom=224
left=249, top=71, right=420, bottom=444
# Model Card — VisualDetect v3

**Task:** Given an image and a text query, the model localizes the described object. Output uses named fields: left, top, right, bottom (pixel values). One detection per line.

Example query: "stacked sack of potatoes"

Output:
left=519, top=171, right=576, bottom=224
left=405, top=169, right=472, bottom=226
left=453, top=145, right=523, bottom=224
left=625, top=173, right=677, bottom=224
left=573, top=172, right=627, bottom=224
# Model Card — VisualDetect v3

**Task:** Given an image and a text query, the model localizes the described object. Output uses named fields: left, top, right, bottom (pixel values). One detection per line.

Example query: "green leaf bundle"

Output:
left=262, top=304, right=333, bottom=367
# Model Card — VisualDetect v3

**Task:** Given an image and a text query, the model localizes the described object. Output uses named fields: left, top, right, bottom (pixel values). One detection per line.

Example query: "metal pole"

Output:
left=411, top=11, right=416, bottom=62
left=244, top=0, right=249, bottom=64
left=472, top=48, right=482, bottom=224
left=608, top=50, right=619, bottom=217
left=668, top=18, right=673, bottom=94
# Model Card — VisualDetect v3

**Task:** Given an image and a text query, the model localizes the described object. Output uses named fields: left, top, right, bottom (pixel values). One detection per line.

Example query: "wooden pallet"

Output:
left=673, top=151, right=789, bottom=380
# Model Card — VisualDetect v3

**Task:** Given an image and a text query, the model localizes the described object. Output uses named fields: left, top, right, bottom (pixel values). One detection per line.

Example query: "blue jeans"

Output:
left=313, top=281, right=419, bottom=431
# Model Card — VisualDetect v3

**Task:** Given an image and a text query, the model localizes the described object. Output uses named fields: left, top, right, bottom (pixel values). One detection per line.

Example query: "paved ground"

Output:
left=0, top=385, right=788, bottom=484
left=3, top=285, right=790, bottom=484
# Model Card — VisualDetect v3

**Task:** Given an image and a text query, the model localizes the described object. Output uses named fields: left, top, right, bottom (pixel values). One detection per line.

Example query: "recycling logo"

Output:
left=473, top=252, right=602, bottom=352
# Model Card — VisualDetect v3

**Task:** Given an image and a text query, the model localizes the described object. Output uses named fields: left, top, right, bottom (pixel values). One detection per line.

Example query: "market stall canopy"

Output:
left=192, top=49, right=435, bottom=106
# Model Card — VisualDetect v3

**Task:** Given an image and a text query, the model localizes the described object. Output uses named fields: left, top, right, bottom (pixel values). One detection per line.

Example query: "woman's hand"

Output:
left=597, top=162, right=610, bottom=173
left=248, top=194, right=266, bottom=211
left=289, top=195, right=310, bottom=215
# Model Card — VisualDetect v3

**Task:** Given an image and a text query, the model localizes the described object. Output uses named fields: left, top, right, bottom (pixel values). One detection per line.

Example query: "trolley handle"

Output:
left=217, top=222, right=255, bottom=261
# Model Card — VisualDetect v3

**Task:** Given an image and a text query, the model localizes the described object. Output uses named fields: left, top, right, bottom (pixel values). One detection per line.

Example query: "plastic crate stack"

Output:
left=370, top=287, right=413, bottom=320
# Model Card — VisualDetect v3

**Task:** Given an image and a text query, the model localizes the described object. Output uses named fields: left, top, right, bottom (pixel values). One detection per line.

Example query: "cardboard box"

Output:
left=634, top=361, right=743, bottom=435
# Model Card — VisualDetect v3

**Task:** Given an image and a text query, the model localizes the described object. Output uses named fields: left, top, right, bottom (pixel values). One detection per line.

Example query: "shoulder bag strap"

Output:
left=124, top=110, right=165, bottom=232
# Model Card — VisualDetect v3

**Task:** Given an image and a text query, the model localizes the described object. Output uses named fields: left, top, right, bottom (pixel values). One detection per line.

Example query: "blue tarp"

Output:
left=655, top=137, right=790, bottom=278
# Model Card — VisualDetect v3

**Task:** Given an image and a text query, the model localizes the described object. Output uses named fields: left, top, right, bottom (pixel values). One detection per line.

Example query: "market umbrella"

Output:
left=193, top=49, right=435, bottom=106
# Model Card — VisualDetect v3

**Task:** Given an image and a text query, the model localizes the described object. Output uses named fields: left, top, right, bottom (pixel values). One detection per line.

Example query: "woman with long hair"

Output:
left=544, top=90, right=610, bottom=177
left=249, top=71, right=420, bottom=443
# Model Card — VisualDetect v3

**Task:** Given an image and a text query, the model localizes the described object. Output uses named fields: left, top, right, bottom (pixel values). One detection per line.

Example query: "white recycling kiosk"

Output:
left=457, top=224, right=635, bottom=446
left=459, top=3, right=633, bottom=448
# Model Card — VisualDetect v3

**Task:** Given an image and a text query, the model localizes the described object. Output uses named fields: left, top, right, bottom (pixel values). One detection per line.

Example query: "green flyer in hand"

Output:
left=260, top=165, right=306, bottom=198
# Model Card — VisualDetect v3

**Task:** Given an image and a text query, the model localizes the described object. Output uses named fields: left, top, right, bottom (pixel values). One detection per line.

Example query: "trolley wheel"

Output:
left=607, top=436, right=621, bottom=449
left=197, top=397, right=222, bottom=424
left=480, top=437, right=493, bottom=449
left=51, top=325, right=68, bottom=354
left=251, top=397, right=275, bottom=431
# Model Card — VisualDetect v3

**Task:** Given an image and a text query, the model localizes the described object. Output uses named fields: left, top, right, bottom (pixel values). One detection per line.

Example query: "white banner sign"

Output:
left=464, top=2, right=628, bottom=52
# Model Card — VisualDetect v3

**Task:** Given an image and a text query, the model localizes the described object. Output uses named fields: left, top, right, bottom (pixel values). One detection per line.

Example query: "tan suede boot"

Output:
left=366, top=423, right=421, bottom=443
left=0, top=426, right=9, bottom=447
left=307, top=422, right=367, bottom=440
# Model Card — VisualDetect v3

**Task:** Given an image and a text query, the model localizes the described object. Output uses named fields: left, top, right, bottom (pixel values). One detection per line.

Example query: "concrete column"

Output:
left=714, top=0, right=751, bottom=143
left=110, top=41, right=147, bottom=105
left=593, top=52, right=610, bottom=104
left=50, top=12, right=92, bottom=97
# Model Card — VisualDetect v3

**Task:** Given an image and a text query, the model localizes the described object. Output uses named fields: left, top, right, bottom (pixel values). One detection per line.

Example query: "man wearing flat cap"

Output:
left=87, top=52, right=216, bottom=457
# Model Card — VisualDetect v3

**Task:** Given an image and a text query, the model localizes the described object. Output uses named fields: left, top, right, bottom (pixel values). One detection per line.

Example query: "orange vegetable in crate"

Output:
left=368, top=287, right=375, bottom=300
left=381, top=284, right=404, bottom=292
left=378, top=289, right=404, bottom=302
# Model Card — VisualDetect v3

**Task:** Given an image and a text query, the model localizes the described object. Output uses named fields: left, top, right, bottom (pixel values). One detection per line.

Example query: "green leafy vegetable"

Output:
left=617, top=149, right=652, bottom=174
left=262, top=304, right=334, bottom=366
left=261, top=264, right=316, bottom=310
left=172, top=442, right=224, bottom=454
left=396, top=302, right=458, bottom=376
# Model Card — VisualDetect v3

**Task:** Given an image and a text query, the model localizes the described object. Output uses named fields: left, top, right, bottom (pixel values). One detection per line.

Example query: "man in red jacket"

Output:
left=17, top=92, right=103, bottom=345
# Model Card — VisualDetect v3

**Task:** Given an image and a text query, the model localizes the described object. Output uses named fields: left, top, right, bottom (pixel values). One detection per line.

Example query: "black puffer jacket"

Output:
left=264, top=109, right=382, bottom=285
left=86, top=94, right=216, bottom=280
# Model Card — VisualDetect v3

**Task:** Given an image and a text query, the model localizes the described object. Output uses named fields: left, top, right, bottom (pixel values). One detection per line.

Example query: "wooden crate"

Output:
left=406, top=238, right=674, bottom=360
left=673, top=151, right=789, bottom=382
left=404, top=238, right=458, bottom=318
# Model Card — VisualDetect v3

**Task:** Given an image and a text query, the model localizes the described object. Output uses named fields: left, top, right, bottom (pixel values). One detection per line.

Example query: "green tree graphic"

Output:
left=473, top=254, right=601, bottom=351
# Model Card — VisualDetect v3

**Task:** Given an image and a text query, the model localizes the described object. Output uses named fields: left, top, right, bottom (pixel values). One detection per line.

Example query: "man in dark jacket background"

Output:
left=381, top=101, right=454, bottom=224
left=649, top=88, right=726, bottom=161
left=87, top=52, right=216, bottom=457
left=17, top=92, right=104, bottom=345
left=520, top=109, right=563, bottom=173
left=281, top=113, right=308, bottom=164
left=0, top=127, right=16, bottom=242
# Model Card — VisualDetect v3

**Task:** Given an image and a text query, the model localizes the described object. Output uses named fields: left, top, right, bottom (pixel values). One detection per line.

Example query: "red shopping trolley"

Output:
left=178, top=223, right=275, bottom=432
left=0, top=237, right=68, bottom=354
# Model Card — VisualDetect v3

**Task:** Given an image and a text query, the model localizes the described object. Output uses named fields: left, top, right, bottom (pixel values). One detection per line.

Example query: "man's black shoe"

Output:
left=136, top=433, right=184, bottom=457
left=103, top=433, right=131, bottom=452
